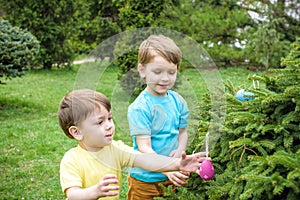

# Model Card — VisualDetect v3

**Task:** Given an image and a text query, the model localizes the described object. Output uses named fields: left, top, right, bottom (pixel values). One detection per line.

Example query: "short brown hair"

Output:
left=138, top=35, right=182, bottom=68
left=58, top=89, right=111, bottom=139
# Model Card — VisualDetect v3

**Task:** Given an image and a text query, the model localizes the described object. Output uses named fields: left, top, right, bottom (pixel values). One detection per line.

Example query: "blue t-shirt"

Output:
left=128, top=89, right=189, bottom=182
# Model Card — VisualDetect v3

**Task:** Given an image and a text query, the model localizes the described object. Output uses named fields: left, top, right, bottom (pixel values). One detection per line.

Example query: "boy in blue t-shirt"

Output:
left=127, top=35, right=190, bottom=199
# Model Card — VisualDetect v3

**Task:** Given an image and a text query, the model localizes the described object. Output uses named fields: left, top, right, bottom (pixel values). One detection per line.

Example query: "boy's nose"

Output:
left=105, top=121, right=113, bottom=130
left=161, top=72, right=169, bottom=81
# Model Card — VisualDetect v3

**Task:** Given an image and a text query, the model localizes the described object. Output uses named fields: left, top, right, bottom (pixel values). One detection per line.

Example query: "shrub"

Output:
left=112, top=0, right=176, bottom=96
left=1, top=1, right=78, bottom=69
left=0, top=20, right=40, bottom=84
left=112, top=29, right=153, bottom=98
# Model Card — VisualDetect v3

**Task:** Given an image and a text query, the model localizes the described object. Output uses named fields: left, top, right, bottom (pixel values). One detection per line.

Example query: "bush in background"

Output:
left=1, top=0, right=81, bottom=69
left=0, top=20, right=40, bottom=84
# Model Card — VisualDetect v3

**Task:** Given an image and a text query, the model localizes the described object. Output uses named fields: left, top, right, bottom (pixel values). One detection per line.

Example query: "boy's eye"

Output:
left=169, top=71, right=176, bottom=75
left=97, top=121, right=103, bottom=125
left=153, top=71, right=161, bottom=74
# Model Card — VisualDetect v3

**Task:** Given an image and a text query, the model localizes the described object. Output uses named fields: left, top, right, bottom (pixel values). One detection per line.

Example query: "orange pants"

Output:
left=127, top=176, right=176, bottom=200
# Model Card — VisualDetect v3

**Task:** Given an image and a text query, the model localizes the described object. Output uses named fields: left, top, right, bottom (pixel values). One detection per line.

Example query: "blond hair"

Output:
left=58, top=89, right=111, bottom=139
left=138, top=35, right=182, bottom=68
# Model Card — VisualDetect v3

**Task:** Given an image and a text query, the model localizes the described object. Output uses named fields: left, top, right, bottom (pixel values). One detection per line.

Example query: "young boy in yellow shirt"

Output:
left=58, top=89, right=207, bottom=200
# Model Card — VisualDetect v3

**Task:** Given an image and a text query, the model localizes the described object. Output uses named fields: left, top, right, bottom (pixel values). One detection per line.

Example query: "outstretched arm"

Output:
left=134, top=151, right=207, bottom=174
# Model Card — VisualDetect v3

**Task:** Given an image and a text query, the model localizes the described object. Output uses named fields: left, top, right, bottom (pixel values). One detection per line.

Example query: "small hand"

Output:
left=95, top=174, right=119, bottom=197
left=164, top=171, right=190, bottom=186
left=66, top=174, right=120, bottom=199
left=179, top=151, right=209, bottom=174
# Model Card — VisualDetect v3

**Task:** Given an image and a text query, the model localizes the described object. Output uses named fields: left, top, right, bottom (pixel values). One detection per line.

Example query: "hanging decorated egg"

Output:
left=199, top=159, right=214, bottom=180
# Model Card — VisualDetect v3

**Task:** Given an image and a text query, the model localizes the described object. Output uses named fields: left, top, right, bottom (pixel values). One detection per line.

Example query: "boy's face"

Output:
left=141, top=54, right=177, bottom=97
left=76, top=105, right=115, bottom=152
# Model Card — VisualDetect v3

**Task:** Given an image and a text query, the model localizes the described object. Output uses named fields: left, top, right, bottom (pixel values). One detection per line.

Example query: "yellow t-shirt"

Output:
left=60, top=140, right=138, bottom=200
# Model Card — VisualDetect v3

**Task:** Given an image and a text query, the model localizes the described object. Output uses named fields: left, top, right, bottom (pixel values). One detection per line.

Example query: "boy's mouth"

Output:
left=105, top=133, right=113, bottom=138
left=158, top=84, right=168, bottom=88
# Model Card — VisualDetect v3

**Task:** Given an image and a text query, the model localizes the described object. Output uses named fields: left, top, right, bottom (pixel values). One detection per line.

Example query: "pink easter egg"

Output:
left=199, top=160, right=214, bottom=180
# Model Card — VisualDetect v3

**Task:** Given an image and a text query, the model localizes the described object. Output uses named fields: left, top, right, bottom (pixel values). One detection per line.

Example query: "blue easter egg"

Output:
left=236, top=89, right=254, bottom=101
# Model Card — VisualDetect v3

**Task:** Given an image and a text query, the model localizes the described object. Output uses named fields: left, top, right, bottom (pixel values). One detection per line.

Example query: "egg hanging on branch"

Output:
left=199, top=159, right=214, bottom=180
left=199, top=133, right=214, bottom=180
left=236, top=89, right=255, bottom=101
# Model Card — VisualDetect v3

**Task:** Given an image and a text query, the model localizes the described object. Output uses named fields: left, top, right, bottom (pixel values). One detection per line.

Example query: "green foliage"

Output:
left=0, top=0, right=297, bottom=70
left=240, top=0, right=300, bottom=43
left=158, top=0, right=253, bottom=68
left=164, top=39, right=300, bottom=199
left=113, top=0, right=176, bottom=96
left=240, top=151, right=300, bottom=199
left=112, top=32, right=141, bottom=96
left=246, top=18, right=289, bottom=71
left=238, top=0, right=299, bottom=70
left=1, top=0, right=75, bottom=68
left=0, top=20, right=40, bottom=83
left=69, top=0, right=123, bottom=55
left=118, top=0, right=172, bottom=29
left=1, top=0, right=298, bottom=72
left=158, top=0, right=300, bottom=70
left=0, top=0, right=127, bottom=68
left=154, top=184, right=202, bottom=200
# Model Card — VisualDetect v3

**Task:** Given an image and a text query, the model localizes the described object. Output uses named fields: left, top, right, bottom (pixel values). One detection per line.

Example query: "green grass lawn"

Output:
left=0, top=62, right=262, bottom=199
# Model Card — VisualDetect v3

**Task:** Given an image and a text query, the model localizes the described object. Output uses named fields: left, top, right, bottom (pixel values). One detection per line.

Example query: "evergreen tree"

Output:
left=160, top=39, right=300, bottom=199
left=158, top=0, right=253, bottom=68
left=0, top=20, right=40, bottom=83
left=112, top=0, right=178, bottom=95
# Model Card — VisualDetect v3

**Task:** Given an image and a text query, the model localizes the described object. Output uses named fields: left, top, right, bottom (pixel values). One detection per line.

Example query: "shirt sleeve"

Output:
left=128, top=107, right=152, bottom=136
left=60, top=151, right=82, bottom=193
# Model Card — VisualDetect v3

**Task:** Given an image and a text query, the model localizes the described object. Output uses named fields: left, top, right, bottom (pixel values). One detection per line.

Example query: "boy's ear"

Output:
left=138, top=63, right=146, bottom=79
left=69, top=126, right=83, bottom=141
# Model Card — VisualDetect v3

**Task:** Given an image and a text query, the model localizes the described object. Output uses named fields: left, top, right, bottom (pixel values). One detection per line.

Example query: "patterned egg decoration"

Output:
left=199, top=160, right=214, bottom=180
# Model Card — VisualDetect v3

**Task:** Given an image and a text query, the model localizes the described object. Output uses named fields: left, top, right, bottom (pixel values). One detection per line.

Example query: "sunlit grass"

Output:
left=0, top=62, right=262, bottom=199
